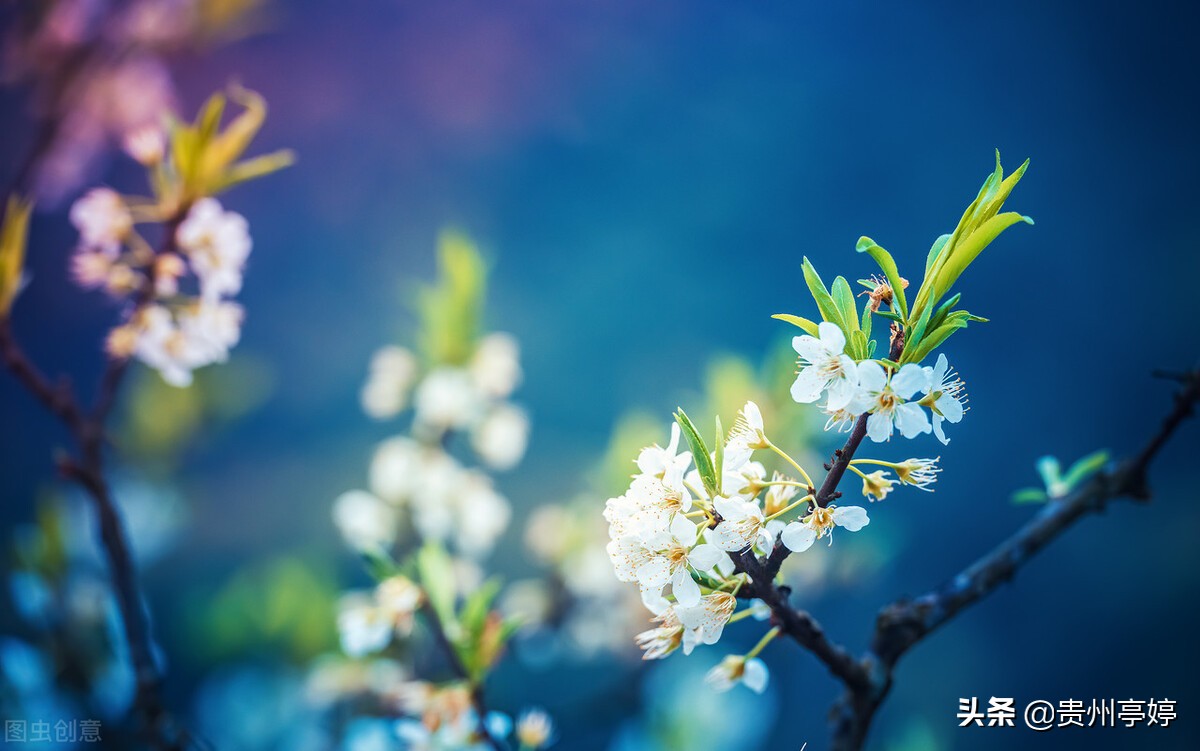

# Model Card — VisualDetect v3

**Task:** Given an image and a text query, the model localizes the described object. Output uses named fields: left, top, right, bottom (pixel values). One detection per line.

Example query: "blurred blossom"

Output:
left=415, top=366, right=482, bottom=432
left=361, top=345, right=420, bottom=420
left=471, top=404, right=530, bottom=471
left=470, top=332, right=522, bottom=399
left=332, top=490, right=399, bottom=552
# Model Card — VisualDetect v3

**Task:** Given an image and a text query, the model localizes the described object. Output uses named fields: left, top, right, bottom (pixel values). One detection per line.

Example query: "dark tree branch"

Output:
left=825, top=368, right=1200, bottom=751
left=0, top=219, right=190, bottom=750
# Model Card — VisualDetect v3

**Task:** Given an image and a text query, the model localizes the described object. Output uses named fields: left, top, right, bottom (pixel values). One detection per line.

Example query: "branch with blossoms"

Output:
left=602, top=152, right=1199, bottom=750
left=324, top=233, right=555, bottom=751
left=0, top=87, right=290, bottom=749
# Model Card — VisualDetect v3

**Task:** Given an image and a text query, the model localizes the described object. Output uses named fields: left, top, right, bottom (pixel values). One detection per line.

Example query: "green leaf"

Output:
left=459, top=578, right=502, bottom=638
left=856, top=236, right=909, bottom=320
left=900, top=281, right=937, bottom=364
left=675, top=409, right=717, bottom=497
left=713, top=415, right=724, bottom=493
left=831, top=276, right=860, bottom=334
left=771, top=313, right=820, bottom=336
left=801, top=257, right=845, bottom=333
left=925, top=233, right=951, bottom=277
left=860, top=299, right=873, bottom=341
left=927, top=292, right=962, bottom=332
left=416, top=542, right=457, bottom=632
left=1062, top=450, right=1110, bottom=489
left=905, top=317, right=969, bottom=364
left=360, top=548, right=398, bottom=582
left=873, top=309, right=903, bottom=323
left=1012, top=488, right=1049, bottom=504
left=933, top=211, right=1033, bottom=295
left=1036, top=456, right=1065, bottom=497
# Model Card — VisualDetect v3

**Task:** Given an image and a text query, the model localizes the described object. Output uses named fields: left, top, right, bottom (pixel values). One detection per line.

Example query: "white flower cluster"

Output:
left=361, top=332, right=529, bottom=471
left=603, top=406, right=841, bottom=662
left=791, top=322, right=967, bottom=444
left=606, top=400, right=943, bottom=691
left=333, top=329, right=528, bottom=565
left=69, top=187, right=252, bottom=387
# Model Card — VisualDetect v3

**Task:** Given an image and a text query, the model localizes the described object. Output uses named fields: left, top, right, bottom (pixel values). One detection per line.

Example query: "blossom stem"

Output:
left=848, top=459, right=899, bottom=469
left=418, top=598, right=504, bottom=751
left=846, top=465, right=870, bottom=480
left=728, top=608, right=758, bottom=624
left=746, top=625, right=782, bottom=659
left=765, top=440, right=814, bottom=487
left=765, top=494, right=814, bottom=522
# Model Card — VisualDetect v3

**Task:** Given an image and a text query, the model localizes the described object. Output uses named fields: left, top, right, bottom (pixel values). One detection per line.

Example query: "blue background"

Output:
left=2, top=1, right=1199, bottom=749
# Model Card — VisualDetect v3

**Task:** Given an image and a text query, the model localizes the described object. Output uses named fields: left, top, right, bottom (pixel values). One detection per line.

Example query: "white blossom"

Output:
left=515, top=708, right=555, bottom=750
left=453, top=471, right=512, bottom=557
left=726, top=400, right=769, bottom=468
left=361, top=345, right=419, bottom=420
left=790, top=322, right=859, bottom=410
left=337, top=593, right=394, bottom=658
left=470, top=332, right=522, bottom=398
left=780, top=505, right=870, bottom=553
left=675, top=592, right=737, bottom=647
left=705, top=655, right=769, bottom=694
left=708, top=495, right=767, bottom=553
left=414, top=367, right=481, bottom=431
left=853, top=360, right=931, bottom=442
left=70, top=188, right=131, bottom=253
left=332, top=490, right=398, bottom=551
left=368, top=437, right=424, bottom=503
left=895, top=457, right=941, bottom=490
left=921, top=353, right=967, bottom=445
left=471, top=404, right=529, bottom=470
left=635, top=423, right=692, bottom=490
left=175, top=198, right=251, bottom=300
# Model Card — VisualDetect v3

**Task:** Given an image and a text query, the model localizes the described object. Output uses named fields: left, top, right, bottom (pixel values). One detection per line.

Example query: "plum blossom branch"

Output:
left=820, top=368, right=1200, bottom=751
left=0, top=314, right=182, bottom=749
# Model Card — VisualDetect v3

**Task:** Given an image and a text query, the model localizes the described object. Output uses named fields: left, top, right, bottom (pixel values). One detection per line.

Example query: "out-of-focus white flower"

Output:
left=122, top=124, right=164, bottom=165
left=470, top=332, right=522, bottom=398
left=70, top=248, right=116, bottom=288
left=705, top=655, right=769, bottom=694
left=853, top=360, right=930, bottom=443
left=176, top=198, right=251, bottom=300
left=515, top=708, right=555, bottom=749
left=920, top=354, right=967, bottom=445
left=454, top=472, right=511, bottom=557
left=178, top=299, right=243, bottom=358
left=132, top=305, right=203, bottom=387
left=332, top=490, right=398, bottom=551
left=708, top=495, right=766, bottom=553
left=361, top=346, right=419, bottom=420
left=368, top=437, right=423, bottom=503
left=780, top=505, right=870, bottom=553
left=337, top=594, right=393, bottom=658
left=375, top=576, right=423, bottom=636
left=414, top=367, right=480, bottom=431
left=471, top=404, right=529, bottom=470
left=790, top=322, right=859, bottom=409
left=70, top=188, right=131, bottom=252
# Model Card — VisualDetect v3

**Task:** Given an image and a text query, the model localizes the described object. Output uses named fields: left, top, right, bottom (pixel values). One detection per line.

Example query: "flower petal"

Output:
left=743, top=657, right=769, bottom=694
left=790, top=366, right=827, bottom=404
left=781, top=522, right=817, bottom=553
left=892, top=363, right=930, bottom=399
left=833, top=505, right=870, bottom=532
left=817, top=321, right=846, bottom=354
left=672, top=570, right=701, bottom=608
